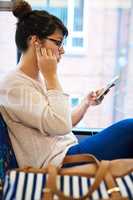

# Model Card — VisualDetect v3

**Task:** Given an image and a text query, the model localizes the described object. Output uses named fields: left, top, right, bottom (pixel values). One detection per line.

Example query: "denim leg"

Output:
left=67, top=119, right=133, bottom=160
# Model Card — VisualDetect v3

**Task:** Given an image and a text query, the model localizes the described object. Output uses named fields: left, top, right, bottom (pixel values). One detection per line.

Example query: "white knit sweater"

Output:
left=0, top=70, right=78, bottom=167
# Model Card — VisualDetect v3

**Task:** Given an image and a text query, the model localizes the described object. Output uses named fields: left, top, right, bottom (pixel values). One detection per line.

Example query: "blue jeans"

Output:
left=67, top=119, right=133, bottom=160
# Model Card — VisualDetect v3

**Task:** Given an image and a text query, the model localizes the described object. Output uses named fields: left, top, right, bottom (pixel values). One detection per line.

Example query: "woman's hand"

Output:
left=35, top=42, right=63, bottom=91
left=35, top=43, right=57, bottom=79
left=72, top=88, right=110, bottom=126
left=83, top=88, right=109, bottom=107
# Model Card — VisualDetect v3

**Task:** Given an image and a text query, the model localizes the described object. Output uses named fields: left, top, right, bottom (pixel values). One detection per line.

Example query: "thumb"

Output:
left=91, top=91, right=97, bottom=97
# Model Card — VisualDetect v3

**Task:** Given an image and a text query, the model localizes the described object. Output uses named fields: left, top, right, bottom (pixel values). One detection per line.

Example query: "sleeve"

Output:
left=4, top=85, right=72, bottom=136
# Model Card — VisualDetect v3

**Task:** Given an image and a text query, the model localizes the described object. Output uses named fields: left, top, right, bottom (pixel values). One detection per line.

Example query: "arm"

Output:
left=3, top=45, right=72, bottom=136
left=4, top=84, right=72, bottom=136
left=72, top=90, right=105, bottom=127
left=71, top=99, right=89, bottom=127
left=33, top=44, right=72, bottom=134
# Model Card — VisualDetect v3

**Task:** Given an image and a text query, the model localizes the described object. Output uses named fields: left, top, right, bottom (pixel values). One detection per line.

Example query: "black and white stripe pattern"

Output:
left=116, top=173, right=133, bottom=199
left=3, top=171, right=47, bottom=200
left=56, top=175, right=109, bottom=200
left=3, top=171, right=133, bottom=200
left=56, top=174, right=133, bottom=200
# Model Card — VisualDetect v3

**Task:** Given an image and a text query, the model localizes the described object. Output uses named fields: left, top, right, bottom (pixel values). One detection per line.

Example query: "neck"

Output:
left=18, top=50, right=39, bottom=80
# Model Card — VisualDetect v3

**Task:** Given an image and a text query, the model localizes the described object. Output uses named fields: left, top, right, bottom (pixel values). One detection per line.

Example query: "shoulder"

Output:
left=0, top=70, right=47, bottom=101
left=0, top=69, right=38, bottom=89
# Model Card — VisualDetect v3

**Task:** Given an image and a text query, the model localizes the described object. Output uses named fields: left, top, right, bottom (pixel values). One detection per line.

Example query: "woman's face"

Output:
left=41, top=30, right=65, bottom=62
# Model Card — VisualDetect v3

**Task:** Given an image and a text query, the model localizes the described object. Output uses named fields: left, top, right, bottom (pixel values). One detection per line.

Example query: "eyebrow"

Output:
left=56, top=36, right=64, bottom=40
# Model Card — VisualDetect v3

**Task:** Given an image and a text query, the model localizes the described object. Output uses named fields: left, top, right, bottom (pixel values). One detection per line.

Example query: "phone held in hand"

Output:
left=97, top=76, right=119, bottom=100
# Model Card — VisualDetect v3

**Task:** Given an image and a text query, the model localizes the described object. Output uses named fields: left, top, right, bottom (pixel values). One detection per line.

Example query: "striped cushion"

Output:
left=2, top=171, right=133, bottom=200
left=3, top=172, right=47, bottom=200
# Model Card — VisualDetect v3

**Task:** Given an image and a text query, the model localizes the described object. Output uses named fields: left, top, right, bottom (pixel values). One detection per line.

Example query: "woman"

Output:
left=0, top=0, right=133, bottom=168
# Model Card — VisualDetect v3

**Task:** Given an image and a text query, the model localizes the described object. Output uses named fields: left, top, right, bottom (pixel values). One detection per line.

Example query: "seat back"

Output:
left=0, top=113, right=18, bottom=185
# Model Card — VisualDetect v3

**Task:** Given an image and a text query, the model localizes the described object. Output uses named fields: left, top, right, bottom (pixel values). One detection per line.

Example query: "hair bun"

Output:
left=12, top=1, right=32, bottom=19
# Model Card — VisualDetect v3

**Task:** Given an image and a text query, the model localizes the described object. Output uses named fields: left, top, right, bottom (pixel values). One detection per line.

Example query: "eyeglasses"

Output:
left=46, top=38, right=64, bottom=48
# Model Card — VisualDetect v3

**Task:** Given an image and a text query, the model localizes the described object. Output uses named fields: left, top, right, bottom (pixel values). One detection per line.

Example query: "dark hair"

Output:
left=12, top=1, right=68, bottom=52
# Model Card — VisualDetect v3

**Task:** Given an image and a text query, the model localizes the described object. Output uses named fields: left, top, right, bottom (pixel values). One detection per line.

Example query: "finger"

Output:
left=52, top=51, right=58, bottom=60
left=46, top=48, right=53, bottom=57
left=41, top=47, right=47, bottom=57
left=35, top=43, right=42, bottom=58
left=90, top=91, right=97, bottom=97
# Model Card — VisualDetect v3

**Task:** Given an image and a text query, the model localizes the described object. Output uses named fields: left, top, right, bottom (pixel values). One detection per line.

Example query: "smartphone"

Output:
left=97, top=76, right=119, bottom=100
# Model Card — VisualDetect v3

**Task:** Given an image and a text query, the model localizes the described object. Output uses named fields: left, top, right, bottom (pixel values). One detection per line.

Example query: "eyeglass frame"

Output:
left=46, top=38, right=64, bottom=49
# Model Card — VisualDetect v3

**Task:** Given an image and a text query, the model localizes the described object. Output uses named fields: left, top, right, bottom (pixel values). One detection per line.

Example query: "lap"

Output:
left=67, top=118, right=133, bottom=160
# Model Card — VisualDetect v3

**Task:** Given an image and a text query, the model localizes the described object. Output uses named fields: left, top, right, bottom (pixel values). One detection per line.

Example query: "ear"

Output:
left=28, top=35, right=38, bottom=46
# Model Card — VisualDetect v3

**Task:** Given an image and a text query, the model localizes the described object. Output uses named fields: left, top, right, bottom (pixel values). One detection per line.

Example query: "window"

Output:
left=0, top=0, right=13, bottom=11
left=0, top=11, right=17, bottom=75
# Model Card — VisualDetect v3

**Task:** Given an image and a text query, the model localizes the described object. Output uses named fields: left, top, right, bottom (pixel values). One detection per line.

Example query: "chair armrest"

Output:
left=72, top=127, right=102, bottom=136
